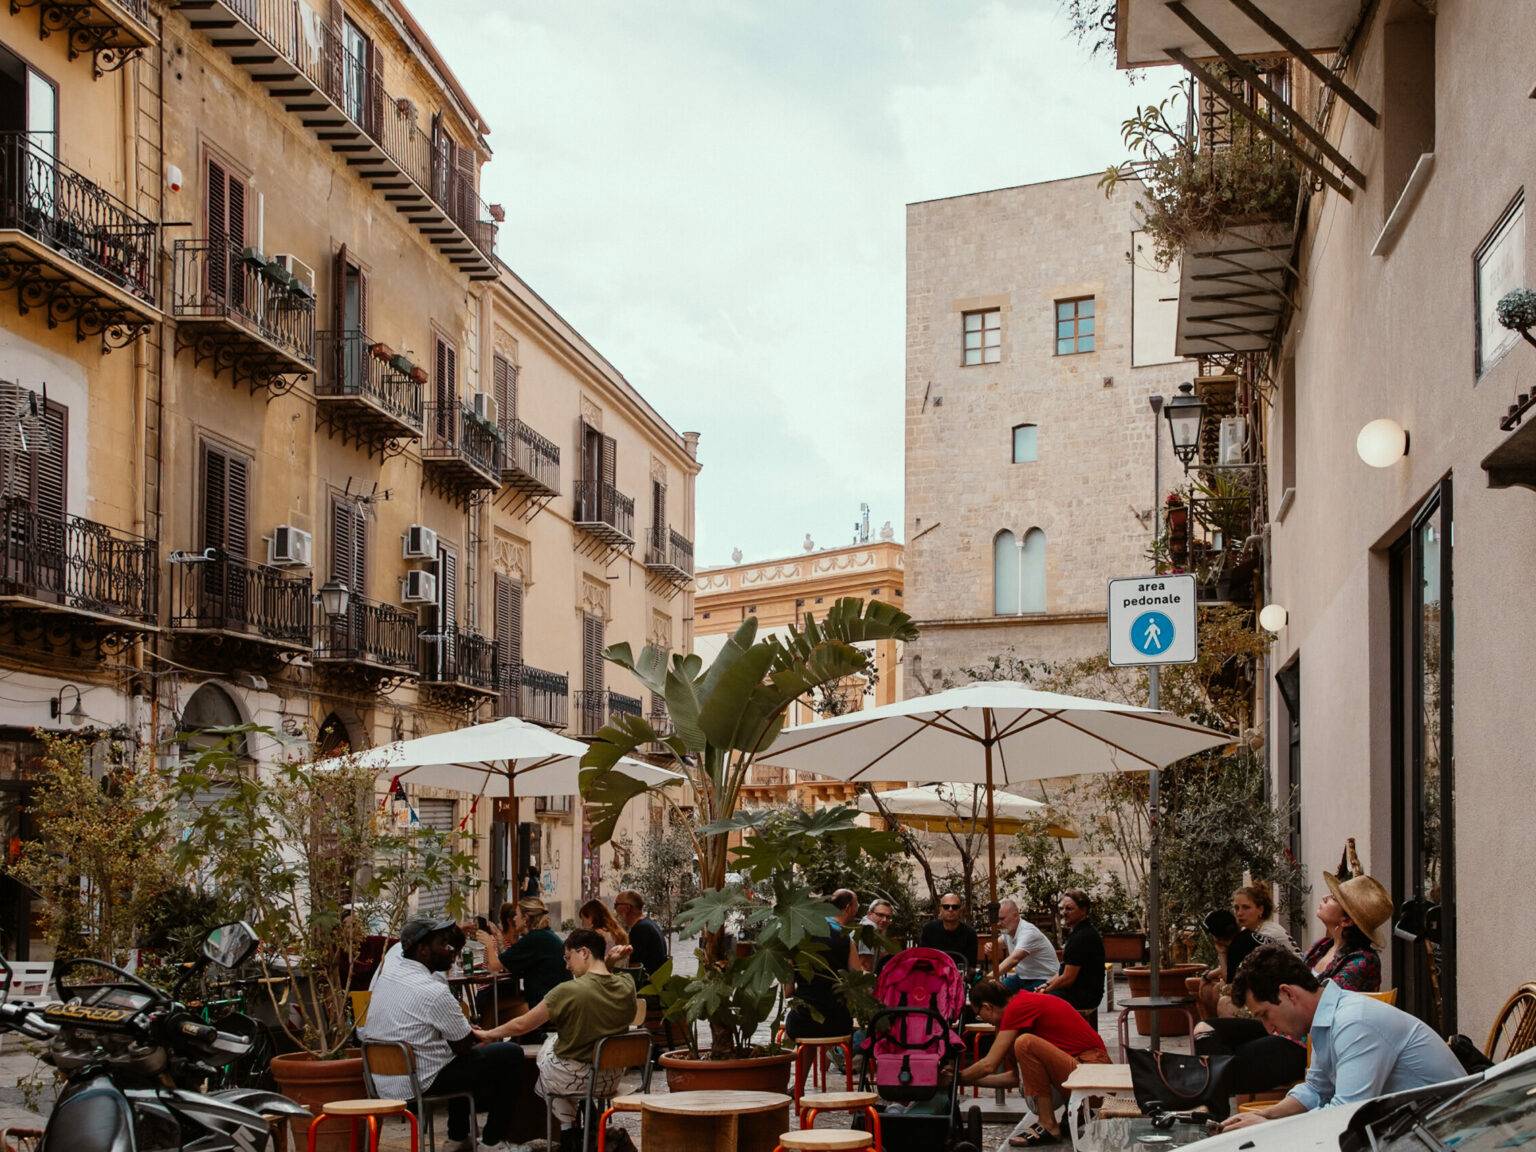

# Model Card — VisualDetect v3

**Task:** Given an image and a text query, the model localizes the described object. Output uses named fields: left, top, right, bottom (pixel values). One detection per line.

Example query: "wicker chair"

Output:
left=1485, top=983, right=1536, bottom=1063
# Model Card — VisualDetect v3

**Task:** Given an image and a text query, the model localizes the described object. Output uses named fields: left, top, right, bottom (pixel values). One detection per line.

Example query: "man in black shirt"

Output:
left=614, top=889, right=668, bottom=977
left=1040, top=888, right=1105, bottom=1014
left=787, top=888, right=858, bottom=1040
left=919, top=893, right=980, bottom=971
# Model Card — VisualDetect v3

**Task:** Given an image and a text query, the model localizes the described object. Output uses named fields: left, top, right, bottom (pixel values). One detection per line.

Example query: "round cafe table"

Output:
left=640, top=1090, right=791, bottom=1152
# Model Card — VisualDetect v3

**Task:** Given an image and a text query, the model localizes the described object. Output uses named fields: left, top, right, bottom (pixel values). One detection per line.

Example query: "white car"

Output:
left=1178, top=1046, right=1536, bottom=1151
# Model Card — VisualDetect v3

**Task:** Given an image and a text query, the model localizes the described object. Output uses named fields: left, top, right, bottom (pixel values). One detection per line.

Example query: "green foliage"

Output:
left=648, top=804, right=900, bottom=1057
left=170, top=732, right=480, bottom=1058
left=1497, top=287, right=1536, bottom=334
left=615, top=815, right=699, bottom=931
left=791, top=804, right=922, bottom=943
left=1003, top=817, right=1100, bottom=929
left=1102, top=82, right=1302, bottom=268
left=2, top=736, right=181, bottom=966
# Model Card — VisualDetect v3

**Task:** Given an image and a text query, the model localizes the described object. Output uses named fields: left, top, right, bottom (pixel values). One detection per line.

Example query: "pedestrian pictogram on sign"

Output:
left=1108, top=575, right=1198, bottom=667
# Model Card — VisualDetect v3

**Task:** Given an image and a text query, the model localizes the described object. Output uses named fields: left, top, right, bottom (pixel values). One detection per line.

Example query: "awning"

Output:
left=1117, top=0, right=1362, bottom=70
left=1175, top=222, right=1295, bottom=357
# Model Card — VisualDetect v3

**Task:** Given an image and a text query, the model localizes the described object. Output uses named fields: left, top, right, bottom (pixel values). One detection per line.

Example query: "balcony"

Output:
left=171, top=239, right=316, bottom=394
left=610, top=690, right=642, bottom=721
left=0, top=132, right=158, bottom=351
left=573, top=481, right=634, bottom=552
left=10, top=0, right=157, bottom=78
left=423, top=403, right=503, bottom=505
left=644, top=526, right=694, bottom=588
left=518, top=666, right=568, bottom=730
left=419, top=625, right=497, bottom=696
left=176, top=0, right=498, bottom=280
left=167, top=551, right=311, bottom=657
left=0, top=502, right=156, bottom=634
left=500, top=420, right=561, bottom=501
left=312, top=594, right=419, bottom=683
left=315, top=330, right=423, bottom=457
left=571, top=690, right=607, bottom=737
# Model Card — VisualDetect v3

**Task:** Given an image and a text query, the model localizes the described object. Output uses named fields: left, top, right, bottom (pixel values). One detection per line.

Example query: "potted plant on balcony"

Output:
left=1100, top=76, right=1302, bottom=269
left=582, top=597, right=918, bottom=1089
left=170, top=735, right=478, bottom=1149
left=370, top=341, right=395, bottom=362
left=241, top=246, right=267, bottom=270
left=389, top=352, right=416, bottom=378
left=409, top=365, right=429, bottom=385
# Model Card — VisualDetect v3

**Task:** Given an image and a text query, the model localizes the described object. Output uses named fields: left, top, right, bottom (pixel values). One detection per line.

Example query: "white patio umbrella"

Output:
left=313, top=715, right=681, bottom=894
left=760, top=681, right=1231, bottom=1005
left=857, top=783, right=1049, bottom=834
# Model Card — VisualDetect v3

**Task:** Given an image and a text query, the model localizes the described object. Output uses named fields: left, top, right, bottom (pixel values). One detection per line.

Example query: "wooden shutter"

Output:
left=366, top=39, right=384, bottom=139
left=434, top=337, right=454, bottom=442
left=438, top=544, right=458, bottom=626
left=225, top=454, right=249, bottom=560
left=32, top=401, right=65, bottom=522
left=201, top=446, right=249, bottom=558
left=492, top=354, right=515, bottom=436
left=429, top=112, right=449, bottom=203
left=453, top=138, right=476, bottom=227
left=652, top=480, right=666, bottom=542
left=600, top=432, right=617, bottom=518
left=357, top=265, right=368, bottom=338
left=206, top=157, right=228, bottom=300
left=582, top=612, right=605, bottom=724
left=330, top=497, right=365, bottom=592
left=494, top=573, right=523, bottom=671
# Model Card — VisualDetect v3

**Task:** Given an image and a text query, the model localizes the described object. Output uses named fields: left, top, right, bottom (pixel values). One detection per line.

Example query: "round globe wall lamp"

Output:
left=1356, top=418, right=1409, bottom=468
left=1258, top=604, right=1288, bottom=633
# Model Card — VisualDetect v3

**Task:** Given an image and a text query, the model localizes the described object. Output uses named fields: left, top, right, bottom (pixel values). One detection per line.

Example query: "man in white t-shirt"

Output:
left=996, top=898, right=1059, bottom=991
left=363, top=917, right=524, bottom=1152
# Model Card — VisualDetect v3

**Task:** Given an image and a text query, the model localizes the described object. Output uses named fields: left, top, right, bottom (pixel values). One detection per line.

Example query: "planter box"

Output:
left=658, top=1047, right=794, bottom=1094
left=1123, top=963, right=1205, bottom=1035
left=1103, top=932, right=1148, bottom=964
left=269, top=1051, right=365, bottom=1152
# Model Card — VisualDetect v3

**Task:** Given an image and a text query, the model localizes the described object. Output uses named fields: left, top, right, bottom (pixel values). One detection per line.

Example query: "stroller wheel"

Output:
left=966, top=1103, right=984, bottom=1148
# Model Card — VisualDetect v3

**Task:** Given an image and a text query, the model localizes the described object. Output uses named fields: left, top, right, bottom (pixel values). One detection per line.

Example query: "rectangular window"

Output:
left=1011, top=423, right=1038, bottom=464
left=962, top=309, right=1001, bottom=366
left=341, top=18, right=370, bottom=128
left=434, top=335, right=457, bottom=441
left=200, top=443, right=250, bottom=559
left=0, top=393, right=66, bottom=520
left=205, top=155, right=247, bottom=304
left=1055, top=297, right=1095, bottom=355
left=492, top=354, right=517, bottom=437
left=581, top=611, right=605, bottom=733
left=1475, top=194, right=1525, bottom=375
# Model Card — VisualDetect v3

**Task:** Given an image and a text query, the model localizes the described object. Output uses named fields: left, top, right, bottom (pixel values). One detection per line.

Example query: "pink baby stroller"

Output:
left=856, top=948, right=982, bottom=1152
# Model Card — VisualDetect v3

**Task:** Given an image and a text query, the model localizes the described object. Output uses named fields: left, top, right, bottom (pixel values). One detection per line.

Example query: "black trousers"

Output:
left=1195, top=1017, right=1306, bottom=1094
left=429, top=1041, right=524, bottom=1143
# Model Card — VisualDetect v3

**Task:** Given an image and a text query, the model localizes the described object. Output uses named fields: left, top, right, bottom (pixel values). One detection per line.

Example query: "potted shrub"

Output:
left=171, top=737, right=478, bottom=1149
left=582, top=597, right=918, bottom=1088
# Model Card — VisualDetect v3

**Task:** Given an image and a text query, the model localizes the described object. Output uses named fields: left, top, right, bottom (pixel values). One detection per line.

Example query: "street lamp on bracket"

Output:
left=1164, top=381, right=1207, bottom=470
left=316, top=579, right=351, bottom=621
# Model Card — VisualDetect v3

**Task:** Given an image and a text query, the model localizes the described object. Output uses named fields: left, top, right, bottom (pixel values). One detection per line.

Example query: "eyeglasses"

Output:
left=872, top=912, right=893, bottom=921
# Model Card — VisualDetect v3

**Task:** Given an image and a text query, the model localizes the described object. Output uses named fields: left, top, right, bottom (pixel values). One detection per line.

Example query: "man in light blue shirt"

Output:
left=1220, top=945, right=1465, bottom=1132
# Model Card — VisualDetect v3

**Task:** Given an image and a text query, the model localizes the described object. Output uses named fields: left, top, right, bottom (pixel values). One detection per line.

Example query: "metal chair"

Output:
left=360, top=1040, right=477, bottom=1152
left=544, top=1029, right=655, bottom=1152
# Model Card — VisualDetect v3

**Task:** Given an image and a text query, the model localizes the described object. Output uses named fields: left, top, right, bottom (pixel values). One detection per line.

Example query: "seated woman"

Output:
left=579, top=899, right=633, bottom=968
left=1196, top=881, right=1297, bottom=1018
left=473, top=897, right=569, bottom=1033
left=1194, top=872, right=1389, bottom=1095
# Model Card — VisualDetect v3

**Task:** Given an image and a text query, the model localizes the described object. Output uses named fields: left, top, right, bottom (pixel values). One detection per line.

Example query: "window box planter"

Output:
left=389, top=353, right=415, bottom=377
left=370, top=342, right=395, bottom=362
left=241, top=247, right=267, bottom=269
left=408, top=366, right=428, bottom=386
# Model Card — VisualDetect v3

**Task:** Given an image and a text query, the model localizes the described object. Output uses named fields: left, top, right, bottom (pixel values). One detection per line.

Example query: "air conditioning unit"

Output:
left=268, top=525, right=312, bottom=567
left=472, top=391, right=498, bottom=425
left=403, top=524, right=438, bottom=560
left=401, top=569, right=437, bottom=604
left=1218, top=416, right=1248, bottom=465
left=273, top=254, right=316, bottom=299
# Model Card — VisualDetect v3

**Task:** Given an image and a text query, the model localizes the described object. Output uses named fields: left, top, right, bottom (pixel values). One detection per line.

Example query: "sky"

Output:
left=413, top=2, right=1151, bottom=568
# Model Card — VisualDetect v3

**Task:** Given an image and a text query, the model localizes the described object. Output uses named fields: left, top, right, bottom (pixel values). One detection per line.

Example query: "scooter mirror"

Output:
left=203, top=921, right=259, bottom=969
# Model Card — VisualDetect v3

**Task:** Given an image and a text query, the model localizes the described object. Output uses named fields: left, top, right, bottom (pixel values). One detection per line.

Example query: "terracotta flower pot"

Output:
left=1123, top=964, right=1205, bottom=1036
left=658, top=1047, right=795, bottom=1094
left=269, top=1050, right=367, bottom=1152
left=1103, top=932, right=1147, bottom=964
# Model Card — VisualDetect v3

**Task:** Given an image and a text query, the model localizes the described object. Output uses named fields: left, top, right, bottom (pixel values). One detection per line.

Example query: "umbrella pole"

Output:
left=509, top=772, right=520, bottom=906
left=1148, top=666, right=1162, bottom=1052
left=984, top=718, right=998, bottom=924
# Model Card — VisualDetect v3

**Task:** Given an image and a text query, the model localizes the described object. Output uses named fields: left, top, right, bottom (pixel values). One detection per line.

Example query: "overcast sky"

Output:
left=414, top=2, right=1149, bottom=567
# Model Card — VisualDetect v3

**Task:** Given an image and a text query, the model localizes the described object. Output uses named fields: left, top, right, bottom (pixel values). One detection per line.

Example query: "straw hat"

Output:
left=1323, top=871, right=1394, bottom=946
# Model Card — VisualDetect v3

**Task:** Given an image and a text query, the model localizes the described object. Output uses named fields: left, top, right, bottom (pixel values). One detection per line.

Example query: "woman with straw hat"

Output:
left=1193, top=863, right=1391, bottom=1093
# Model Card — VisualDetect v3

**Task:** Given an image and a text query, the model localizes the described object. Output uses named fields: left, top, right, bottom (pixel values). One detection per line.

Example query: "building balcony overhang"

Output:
left=1116, top=0, right=1361, bottom=71
left=500, top=420, right=561, bottom=501
left=314, top=331, right=423, bottom=457
left=176, top=0, right=498, bottom=281
left=0, top=229, right=159, bottom=351
left=11, top=0, right=158, bottom=78
left=1483, top=402, right=1536, bottom=492
left=1175, top=222, right=1295, bottom=357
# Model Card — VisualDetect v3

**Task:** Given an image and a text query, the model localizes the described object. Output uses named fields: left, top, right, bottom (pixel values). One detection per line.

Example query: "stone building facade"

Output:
left=904, top=174, right=1187, bottom=688
left=0, top=0, right=697, bottom=952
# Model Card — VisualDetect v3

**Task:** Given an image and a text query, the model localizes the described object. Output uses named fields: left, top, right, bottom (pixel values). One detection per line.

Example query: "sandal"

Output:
left=1009, top=1124, right=1062, bottom=1147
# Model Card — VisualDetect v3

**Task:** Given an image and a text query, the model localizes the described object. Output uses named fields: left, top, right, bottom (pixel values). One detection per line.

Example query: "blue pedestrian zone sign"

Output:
left=1107, top=575, right=1198, bottom=667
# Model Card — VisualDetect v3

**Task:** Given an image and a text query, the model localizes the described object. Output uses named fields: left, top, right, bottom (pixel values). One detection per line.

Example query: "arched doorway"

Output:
left=181, top=683, right=249, bottom=759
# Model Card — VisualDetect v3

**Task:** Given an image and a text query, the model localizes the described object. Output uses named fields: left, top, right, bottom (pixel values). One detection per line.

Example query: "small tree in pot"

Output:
left=581, top=598, right=917, bottom=1079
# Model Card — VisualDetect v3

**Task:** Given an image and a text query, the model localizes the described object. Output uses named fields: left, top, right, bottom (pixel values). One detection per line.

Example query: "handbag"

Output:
left=1127, top=1048, right=1236, bottom=1120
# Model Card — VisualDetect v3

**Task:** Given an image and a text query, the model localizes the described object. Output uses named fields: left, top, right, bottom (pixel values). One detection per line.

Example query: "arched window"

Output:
left=1012, top=423, right=1038, bottom=463
left=182, top=683, right=248, bottom=759
left=1020, top=528, right=1047, bottom=613
left=993, top=530, right=1019, bottom=615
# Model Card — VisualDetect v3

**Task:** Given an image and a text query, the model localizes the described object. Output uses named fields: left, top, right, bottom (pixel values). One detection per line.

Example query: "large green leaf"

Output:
left=664, top=664, right=706, bottom=755
left=771, top=890, right=837, bottom=950
left=675, top=886, right=750, bottom=937
left=580, top=761, right=660, bottom=846
left=697, top=622, right=780, bottom=752
left=698, top=809, right=770, bottom=838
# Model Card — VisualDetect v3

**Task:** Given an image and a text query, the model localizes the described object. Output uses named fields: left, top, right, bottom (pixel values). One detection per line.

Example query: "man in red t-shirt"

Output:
left=960, top=980, right=1111, bottom=1146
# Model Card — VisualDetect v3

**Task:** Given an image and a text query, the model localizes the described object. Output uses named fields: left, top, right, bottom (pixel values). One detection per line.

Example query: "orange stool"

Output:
left=793, top=1035, right=853, bottom=1103
left=798, top=1090, right=881, bottom=1149
left=306, top=1099, right=418, bottom=1152
left=595, top=1093, right=654, bottom=1152
left=775, top=1129, right=874, bottom=1151
left=963, top=1022, right=995, bottom=1098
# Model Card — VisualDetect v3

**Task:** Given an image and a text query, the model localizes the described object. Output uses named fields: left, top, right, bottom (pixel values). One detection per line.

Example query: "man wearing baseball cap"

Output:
left=363, top=916, right=525, bottom=1151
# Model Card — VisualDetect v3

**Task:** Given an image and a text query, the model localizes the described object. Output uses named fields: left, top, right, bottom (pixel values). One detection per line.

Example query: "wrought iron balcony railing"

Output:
left=168, top=551, right=311, bottom=646
left=572, top=689, right=607, bottom=737
left=420, top=625, right=497, bottom=692
left=574, top=481, right=634, bottom=547
left=0, top=132, right=157, bottom=305
left=502, top=420, right=560, bottom=497
left=0, top=501, right=156, bottom=624
left=644, top=526, right=694, bottom=583
left=7, top=0, right=156, bottom=78
left=177, top=0, right=497, bottom=276
left=609, top=690, right=643, bottom=719
left=423, top=402, right=503, bottom=493
left=518, top=666, right=568, bottom=729
left=313, top=594, right=418, bottom=673
left=315, top=330, right=423, bottom=448
left=171, top=238, right=317, bottom=373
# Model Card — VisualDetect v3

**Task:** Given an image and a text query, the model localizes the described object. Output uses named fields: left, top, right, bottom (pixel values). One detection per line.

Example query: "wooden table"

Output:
left=1061, top=1063, right=1136, bottom=1151
left=640, top=1090, right=791, bottom=1152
